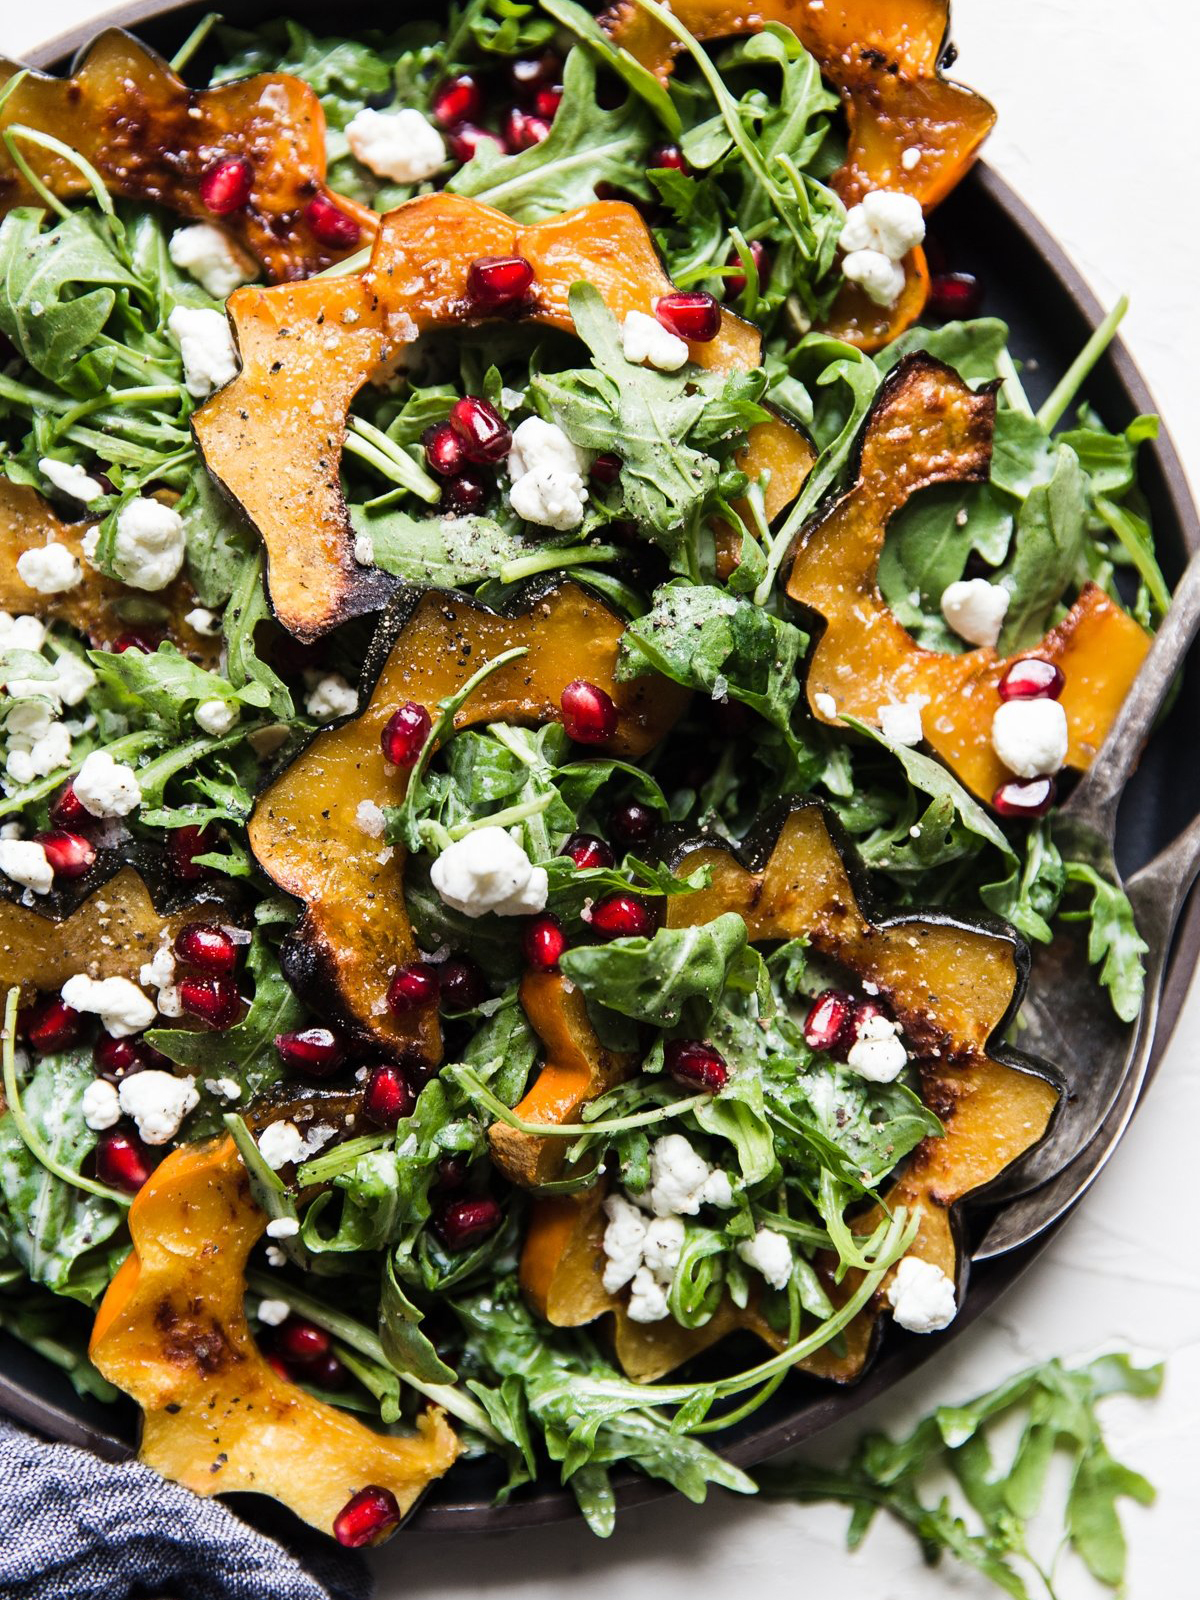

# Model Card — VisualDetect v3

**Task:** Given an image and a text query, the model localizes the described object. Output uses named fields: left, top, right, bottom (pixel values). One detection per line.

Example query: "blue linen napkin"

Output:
left=0, top=1416, right=370, bottom=1600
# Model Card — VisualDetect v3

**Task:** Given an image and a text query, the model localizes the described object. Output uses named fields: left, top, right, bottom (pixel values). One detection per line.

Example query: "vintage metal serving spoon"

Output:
left=977, top=546, right=1200, bottom=1258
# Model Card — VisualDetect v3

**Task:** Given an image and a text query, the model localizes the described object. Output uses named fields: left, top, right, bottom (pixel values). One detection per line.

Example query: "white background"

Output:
left=6, top=1, right=1200, bottom=1594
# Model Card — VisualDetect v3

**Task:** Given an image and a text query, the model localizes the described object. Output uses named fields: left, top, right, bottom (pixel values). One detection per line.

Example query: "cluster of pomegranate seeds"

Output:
left=275, top=1026, right=346, bottom=1078
left=334, top=1485, right=402, bottom=1548
left=560, top=680, right=619, bottom=744
left=36, top=830, right=96, bottom=880
left=590, top=893, right=655, bottom=939
left=448, top=396, right=511, bottom=463
left=725, top=240, right=770, bottom=298
left=432, top=73, right=484, bottom=129
left=589, top=453, right=622, bottom=488
left=992, top=775, right=1057, bottom=819
left=199, top=156, right=252, bottom=215
left=655, top=290, right=722, bottom=343
left=169, top=824, right=218, bottom=882
left=466, top=254, right=535, bottom=310
left=439, top=956, right=484, bottom=1012
left=929, top=271, right=983, bottom=321
left=179, top=976, right=241, bottom=1030
left=665, top=1038, right=729, bottom=1092
left=305, top=192, right=360, bottom=250
left=381, top=700, right=432, bottom=767
left=95, top=1129, right=154, bottom=1193
left=25, top=997, right=83, bottom=1054
left=362, top=1064, right=416, bottom=1128
left=50, top=782, right=85, bottom=827
left=447, top=124, right=506, bottom=164
left=802, top=988, right=858, bottom=1058
left=997, top=657, right=1065, bottom=702
left=174, top=922, right=238, bottom=976
left=563, top=832, right=614, bottom=871
left=504, top=107, right=552, bottom=150
left=386, top=963, right=439, bottom=1015
left=608, top=799, right=657, bottom=850
left=522, top=912, right=568, bottom=971
left=434, top=1194, right=502, bottom=1251
left=275, top=1315, right=331, bottom=1366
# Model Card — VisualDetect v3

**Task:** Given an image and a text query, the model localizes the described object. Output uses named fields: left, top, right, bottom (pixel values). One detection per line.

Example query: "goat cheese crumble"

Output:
left=256, top=1298, right=291, bottom=1327
left=258, top=1120, right=306, bottom=1170
left=940, top=578, right=1010, bottom=649
left=345, top=107, right=446, bottom=183
left=646, top=1134, right=734, bottom=1217
left=305, top=673, right=358, bottom=721
left=194, top=697, right=239, bottom=736
left=116, top=1070, right=199, bottom=1145
left=266, top=1216, right=300, bottom=1240
left=430, top=826, right=548, bottom=918
left=0, top=838, right=53, bottom=894
left=846, top=1011, right=908, bottom=1083
left=85, top=497, right=186, bottom=592
left=621, top=309, right=689, bottom=371
left=839, top=190, right=926, bottom=304
left=600, top=1194, right=688, bottom=1323
left=73, top=750, right=142, bottom=818
left=507, top=418, right=590, bottom=531
left=168, top=305, right=239, bottom=398
left=61, top=974, right=157, bottom=1037
left=16, top=542, right=82, bottom=595
left=878, top=697, right=925, bottom=747
left=991, top=698, right=1069, bottom=778
left=38, top=457, right=104, bottom=505
left=886, top=1255, right=957, bottom=1333
left=81, top=1078, right=121, bottom=1131
left=168, top=223, right=256, bottom=299
left=737, top=1227, right=793, bottom=1291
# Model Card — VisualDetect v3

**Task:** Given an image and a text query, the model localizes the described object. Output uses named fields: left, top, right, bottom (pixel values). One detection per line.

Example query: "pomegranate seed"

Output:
left=504, top=107, right=552, bottom=152
left=439, top=957, right=484, bottom=1012
left=655, top=290, right=722, bottom=343
left=265, top=1352, right=293, bottom=1381
left=174, top=922, right=238, bottom=976
left=387, top=963, right=439, bottom=1015
left=998, top=658, right=1065, bottom=702
left=334, top=1485, right=402, bottom=1548
left=435, top=1153, right=469, bottom=1192
left=447, top=124, right=507, bottom=163
left=275, top=1316, right=331, bottom=1366
left=649, top=143, right=689, bottom=172
left=589, top=453, right=622, bottom=488
left=929, top=271, right=983, bottom=320
left=560, top=679, right=618, bottom=744
left=522, top=913, right=568, bottom=971
left=275, top=1027, right=346, bottom=1078
left=178, top=977, right=241, bottom=1029
left=726, top=239, right=770, bottom=298
left=94, top=1034, right=163, bottom=1082
left=432, top=73, right=484, bottom=129
left=96, top=1129, right=153, bottom=1193
left=992, top=775, right=1057, bottom=819
left=564, top=832, right=615, bottom=871
left=532, top=85, right=563, bottom=119
left=440, top=467, right=490, bottom=515
left=448, top=397, right=511, bottom=464
left=590, top=893, right=655, bottom=939
left=609, top=799, right=657, bottom=849
left=434, top=1195, right=502, bottom=1251
left=511, top=52, right=562, bottom=98
left=362, top=1064, right=416, bottom=1127
left=423, top=421, right=466, bottom=477
left=36, top=830, right=96, bottom=879
left=169, top=824, right=217, bottom=882
left=803, top=989, right=857, bottom=1057
left=26, top=997, right=83, bottom=1053
left=309, top=1349, right=347, bottom=1390
left=665, top=1038, right=729, bottom=1092
left=50, top=782, right=85, bottom=827
left=111, top=631, right=161, bottom=654
left=466, top=255, right=535, bottom=310
left=381, top=701, right=432, bottom=767
left=305, top=192, right=361, bottom=250
left=199, top=156, right=252, bottom=215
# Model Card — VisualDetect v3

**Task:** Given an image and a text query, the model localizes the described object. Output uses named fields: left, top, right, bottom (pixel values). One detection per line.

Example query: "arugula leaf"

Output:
left=559, top=912, right=754, bottom=1032
left=996, top=446, right=1087, bottom=652
left=981, top=824, right=1066, bottom=945
left=351, top=504, right=535, bottom=586
left=88, top=641, right=270, bottom=730
left=875, top=317, right=1011, bottom=385
left=1061, top=864, right=1148, bottom=1023
left=178, top=466, right=255, bottom=608
left=222, top=551, right=294, bottom=722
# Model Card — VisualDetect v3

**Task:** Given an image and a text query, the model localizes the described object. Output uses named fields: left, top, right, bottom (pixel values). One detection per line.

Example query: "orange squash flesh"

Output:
left=0, top=30, right=374, bottom=280
left=786, top=354, right=1150, bottom=802
left=0, top=482, right=216, bottom=661
left=520, top=800, right=1058, bottom=1383
left=248, top=581, right=688, bottom=1064
left=489, top=971, right=634, bottom=1188
left=89, top=1137, right=459, bottom=1533
left=193, top=193, right=814, bottom=640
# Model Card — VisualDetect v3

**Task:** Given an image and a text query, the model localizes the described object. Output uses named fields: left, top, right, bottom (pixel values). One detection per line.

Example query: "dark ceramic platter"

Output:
left=2, top=0, right=1198, bottom=1543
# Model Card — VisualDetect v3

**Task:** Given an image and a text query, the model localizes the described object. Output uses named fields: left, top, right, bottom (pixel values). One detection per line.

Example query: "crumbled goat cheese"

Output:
left=265, top=1245, right=287, bottom=1268
left=139, top=940, right=181, bottom=1019
left=38, top=457, right=104, bottom=505
left=16, top=543, right=82, bottom=595
left=355, top=800, right=386, bottom=838
left=51, top=652, right=96, bottom=707
left=991, top=698, right=1069, bottom=778
left=0, top=613, right=46, bottom=652
left=256, top=1298, right=291, bottom=1327
left=886, top=1255, right=957, bottom=1333
left=353, top=533, right=375, bottom=567
left=0, top=839, right=53, bottom=894
left=846, top=1010, right=908, bottom=1083
left=878, top=697, right=925, bottom=747
left=96, top=497, right=186, bottom=591
left=81, top=1078, right=121, bottom=1131
left=266, top=1216, right=300, bottom=1239
left=839, top=189, right=926, bottom=259
left=641, top=1215, right=686, bottom=1279
left=73, top=750, right=142, bottom=818
left=621, top=309, right=689, bottom=371
left=430, top=826, right=548, bottom=918
left=600, top=1200, right=689, bottom=1321
left=306, top=673, right=358, bottom=721
left=168, top=305, right=239, bottom=398
left=4, top=713, right=71, bottom=784
left=841, top=249, right=906, bottom=306
left=258, top=1120, right=306, bottom=1170
left=813, top=691, right=838, bottom=719
left=508, top=417, right=590, bottom=481
left=194, top=697, right=239, bottom=736
left=345, top=107, right=446, bottom=183
left=204, top=1077, right=242, bottom=1101
left=168, top=223, right=255, bottom=299
left=62, top=974, right=157, bottom=1038
left=184, top=606, right=222, bottom=636
left=940, top=578, right=1009, bottom=648
left=601, top=1194, right=648, bottom=1292
left=626, top=1266, right=670, bottom=1323
left=901, top=145, right=922, bottom=171
left=507, top=418, right=590, bottom=532
left=737, top=1227, right=793, bottom=1291
left=646, top=1134, right=734, bottom=1218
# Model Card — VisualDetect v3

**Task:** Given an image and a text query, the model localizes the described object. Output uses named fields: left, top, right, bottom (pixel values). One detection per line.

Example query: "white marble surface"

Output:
left=6, top=1, right=1199, bottom=1593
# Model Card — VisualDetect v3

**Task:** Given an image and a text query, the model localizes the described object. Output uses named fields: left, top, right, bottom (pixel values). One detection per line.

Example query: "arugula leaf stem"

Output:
left=346, top=416, right=441, bottom=504
left=498, top=542, right=620, bottom=584
left=55, top=383, right=186, bottom=434
left=447, top=790, right=556, bottom=841
left=296, top=1130, right=394, bottom=1186
left=169, top=11, right=221, bottom=72
left=1037, top=296, right=1128, bottom=433
left=995, top=346, right=1035, bottom=419
left=1094, top=493, right=1171, bottom=614
left=450, top=1065, right=710, bottom=1137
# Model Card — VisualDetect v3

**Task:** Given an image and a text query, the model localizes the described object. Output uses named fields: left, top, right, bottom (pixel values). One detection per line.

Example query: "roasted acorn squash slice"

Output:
left=0, top=30, right=374, bottom=280
left=786, top=353, right=1150, bottom=802
left=193, top=192, right=814, bottom=639
left=90, top=1137, right=459, bottom=1534
left=520, top=798, right=1059, bottom=1382
left=248, top=579, right=688, bottom=1066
